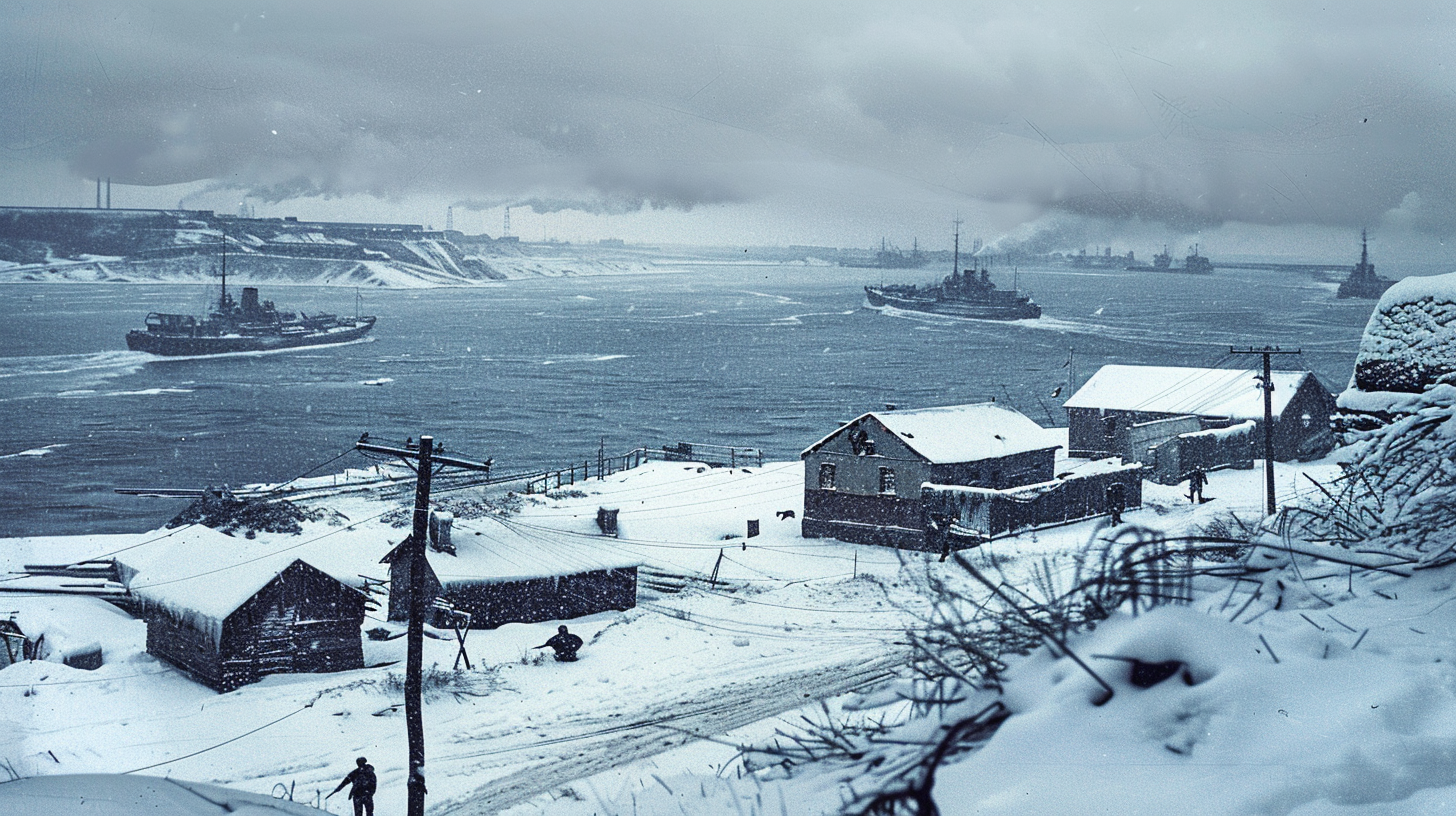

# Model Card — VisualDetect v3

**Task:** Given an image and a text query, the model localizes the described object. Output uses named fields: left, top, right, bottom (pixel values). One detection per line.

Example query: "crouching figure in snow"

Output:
left=329, top=756, right=377, bottom=816
left=536, top=624, right=584, bottom=662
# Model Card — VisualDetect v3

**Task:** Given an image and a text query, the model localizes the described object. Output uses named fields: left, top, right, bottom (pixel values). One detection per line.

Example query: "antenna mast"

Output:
left=952, top=218, right=962, bottom=275
left=218, top=231, right=228, bottom=313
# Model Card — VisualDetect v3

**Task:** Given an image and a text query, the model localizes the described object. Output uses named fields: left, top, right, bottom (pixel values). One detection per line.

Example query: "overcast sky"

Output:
left=3, top=1, right=1454, bottom=257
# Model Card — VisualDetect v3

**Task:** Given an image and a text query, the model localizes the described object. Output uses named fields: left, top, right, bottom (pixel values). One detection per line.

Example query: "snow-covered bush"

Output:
left=740, top=527, right=1226, bottom=815
left=1296, top=384, right=1456, bottom=561
left=376, top=663, right=501, bottom=702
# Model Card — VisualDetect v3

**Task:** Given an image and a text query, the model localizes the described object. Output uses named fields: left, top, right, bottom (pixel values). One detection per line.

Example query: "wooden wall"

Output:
left=432, top=568, right=638, bottom=629
left=143, top=560, right=365, bottom=693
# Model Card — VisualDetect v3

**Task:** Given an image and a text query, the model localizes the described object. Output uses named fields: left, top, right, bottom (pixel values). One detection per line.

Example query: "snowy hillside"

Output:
left=0, top=208, right=658, bottom=288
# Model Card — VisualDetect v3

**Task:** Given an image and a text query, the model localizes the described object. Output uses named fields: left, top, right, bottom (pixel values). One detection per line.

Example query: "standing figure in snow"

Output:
left=1187, top=467, right=1207, bottom=504
left=536, top=625, right=584, bottom=662
left=329, top=757, right=376, bottom=816
left=1105, top=481, right=1126, bottom=525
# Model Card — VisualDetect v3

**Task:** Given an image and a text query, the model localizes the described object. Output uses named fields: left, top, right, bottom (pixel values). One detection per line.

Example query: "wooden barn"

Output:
left=382, top=514, right=638, bottom=629
left=1063, top=364, right=1336, bottom=463
left=800, top=403, right=1063, bottom=550
left=120, top=527, right=366, bottom=692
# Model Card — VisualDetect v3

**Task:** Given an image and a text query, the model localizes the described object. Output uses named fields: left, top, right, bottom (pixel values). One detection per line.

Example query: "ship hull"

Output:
left=1336, top=279, right=1394, bottom=299
left=126, top=317, right=376, bottom=356
left=864, top=287, right=1041, bottom=320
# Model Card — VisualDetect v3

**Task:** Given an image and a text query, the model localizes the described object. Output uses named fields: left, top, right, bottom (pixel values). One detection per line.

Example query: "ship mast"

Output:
left=218, top=231, right=228, bottom=313
left=952, top=218, right=961, bottom=277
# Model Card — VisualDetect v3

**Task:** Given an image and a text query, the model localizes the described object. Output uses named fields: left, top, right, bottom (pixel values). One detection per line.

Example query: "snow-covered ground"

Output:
left=5, top=453, right=1446, bottom=816
left=0, top=251, right=666, bottom=289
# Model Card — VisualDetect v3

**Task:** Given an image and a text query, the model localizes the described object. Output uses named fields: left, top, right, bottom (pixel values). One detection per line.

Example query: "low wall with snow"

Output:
left=922, top=463, right=1143, bottom=543
left=1148, top=420, right=1256, bottom=484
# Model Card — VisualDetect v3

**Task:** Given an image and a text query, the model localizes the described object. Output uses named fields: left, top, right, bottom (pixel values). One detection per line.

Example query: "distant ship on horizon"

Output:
left=840, top=238, right=929, bottom=269
left=1336, top=230, right=1394, bottom=299
left=1145, top=244, right=1213, bottom=274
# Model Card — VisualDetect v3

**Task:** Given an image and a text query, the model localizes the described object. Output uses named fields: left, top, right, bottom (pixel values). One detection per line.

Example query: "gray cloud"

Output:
left=3, top=1, right=1456, bottom=234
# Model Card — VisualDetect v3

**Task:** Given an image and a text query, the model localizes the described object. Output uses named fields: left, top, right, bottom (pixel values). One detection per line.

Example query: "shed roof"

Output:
left=802, top=402, right=1061, bottom=464
left=415, top=515, right=640, bottom=586
left=120, top=525, right=362, bottom=628
left=1062, top=364, right=1322, bottom=420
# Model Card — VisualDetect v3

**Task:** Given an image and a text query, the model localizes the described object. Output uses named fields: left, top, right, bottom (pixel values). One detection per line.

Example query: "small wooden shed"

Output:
left=382, top=515, right=638, bottom=629
left=121, top=527, right=366, bottom=692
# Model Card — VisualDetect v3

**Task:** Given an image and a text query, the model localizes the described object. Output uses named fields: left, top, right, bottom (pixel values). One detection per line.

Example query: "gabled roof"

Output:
left=1062, top=364, right=1323, bottom=420
left=419, top=515, right=639, bottom=586
left=801, top=402, right=1061, bottom=465
left=120, top=525, right=363, bottom=635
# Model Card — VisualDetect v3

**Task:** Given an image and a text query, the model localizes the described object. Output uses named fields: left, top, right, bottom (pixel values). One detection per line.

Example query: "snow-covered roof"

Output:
left=424, top=515, right=639, bottom=586
left=2, top=595, right=137, bottom=661
left=802, top=402, right=1061, bottom=464
left=119, top=525, right=367, bottom=641
left=1063, top=364, right=1320, bottom=420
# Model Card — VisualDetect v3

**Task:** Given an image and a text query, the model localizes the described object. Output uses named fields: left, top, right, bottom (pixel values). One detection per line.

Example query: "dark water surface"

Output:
left=0, top=263, right=1374, bottom=536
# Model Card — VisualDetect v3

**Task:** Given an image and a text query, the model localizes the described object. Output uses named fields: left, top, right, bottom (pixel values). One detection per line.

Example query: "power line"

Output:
left=121, top=701, right=316, bottom=775
left=0, top=668, right=172, bottom=688
left=127, top=509, right=394, bottom=591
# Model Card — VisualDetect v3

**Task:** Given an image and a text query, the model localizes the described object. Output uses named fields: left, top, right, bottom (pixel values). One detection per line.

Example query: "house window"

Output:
left=878, top=467, right=896, bottom=494
left=818, top=462, right=837, bottom=490
left=848, top=427, right=876, bottom=455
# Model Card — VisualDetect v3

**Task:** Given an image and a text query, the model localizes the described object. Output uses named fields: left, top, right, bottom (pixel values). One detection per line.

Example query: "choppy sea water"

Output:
left=0, top=263, right=1377, bottom=536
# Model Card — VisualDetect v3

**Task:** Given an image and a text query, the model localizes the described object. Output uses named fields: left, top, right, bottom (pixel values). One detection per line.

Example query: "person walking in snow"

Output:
left=1188, top=467, right=1207, bottom=504
left=329, top=757, right=376, bottom=816
left=536, top=625, right=584, bottom=662
left=1105, top=481, right=1126, bottom=525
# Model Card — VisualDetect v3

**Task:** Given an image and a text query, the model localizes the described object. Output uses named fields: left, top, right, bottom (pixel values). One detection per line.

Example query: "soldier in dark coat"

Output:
left=1188, top=467, right=1208, bottom=504
left=537, top=625, right=584, bottom=661
left=330, top=757, right=376, bottom=816
left=1106, top=481, right=1126, bottom=525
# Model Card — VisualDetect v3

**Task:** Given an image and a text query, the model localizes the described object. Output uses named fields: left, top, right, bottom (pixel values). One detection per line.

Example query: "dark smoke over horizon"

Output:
left=4, top=2, right=1456, bottom=239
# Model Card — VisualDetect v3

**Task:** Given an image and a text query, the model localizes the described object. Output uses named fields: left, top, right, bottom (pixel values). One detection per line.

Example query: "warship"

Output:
left=1147, top=244, right=1213, bottom=274
left=125, top=238, right=376, bottom=356
left=863, top=224, right=1041, bottom=320
left=1336, top=230, right=1394, bottom=299
left=840, top=238, right=928, bottom=269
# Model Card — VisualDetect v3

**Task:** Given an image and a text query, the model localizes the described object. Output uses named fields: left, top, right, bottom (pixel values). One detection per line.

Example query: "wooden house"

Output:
left=1063, top=364, right=1336, bottom=463
left=382, top=514, right=637, bottom=629
left=120, top=527, right=366, bottom=692
left=800, top=403, right=1063, bottom=550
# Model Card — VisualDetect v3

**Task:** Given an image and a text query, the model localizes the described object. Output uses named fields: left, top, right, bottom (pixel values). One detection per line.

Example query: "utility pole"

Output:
left=355, top=433, right=492, bottom=816
left=1229, top=346, right=1302, bottom=516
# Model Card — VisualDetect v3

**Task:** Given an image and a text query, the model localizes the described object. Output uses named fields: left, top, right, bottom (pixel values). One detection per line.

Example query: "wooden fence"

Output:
left=524, top=442, right=764, bottom=494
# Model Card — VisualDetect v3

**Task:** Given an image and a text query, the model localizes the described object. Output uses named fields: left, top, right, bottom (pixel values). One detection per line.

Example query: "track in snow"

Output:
left=431, top=650, right=903, bottom=815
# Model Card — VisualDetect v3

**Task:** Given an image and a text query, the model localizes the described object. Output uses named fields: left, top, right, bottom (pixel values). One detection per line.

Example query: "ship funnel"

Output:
left=241, top=287, right=261, bottom=314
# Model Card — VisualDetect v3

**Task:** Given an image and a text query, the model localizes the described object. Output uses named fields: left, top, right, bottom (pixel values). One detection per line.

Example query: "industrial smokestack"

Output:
left=96, top=179, right=101, bottom=209
left=106, top=178, right=111, bottom=209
